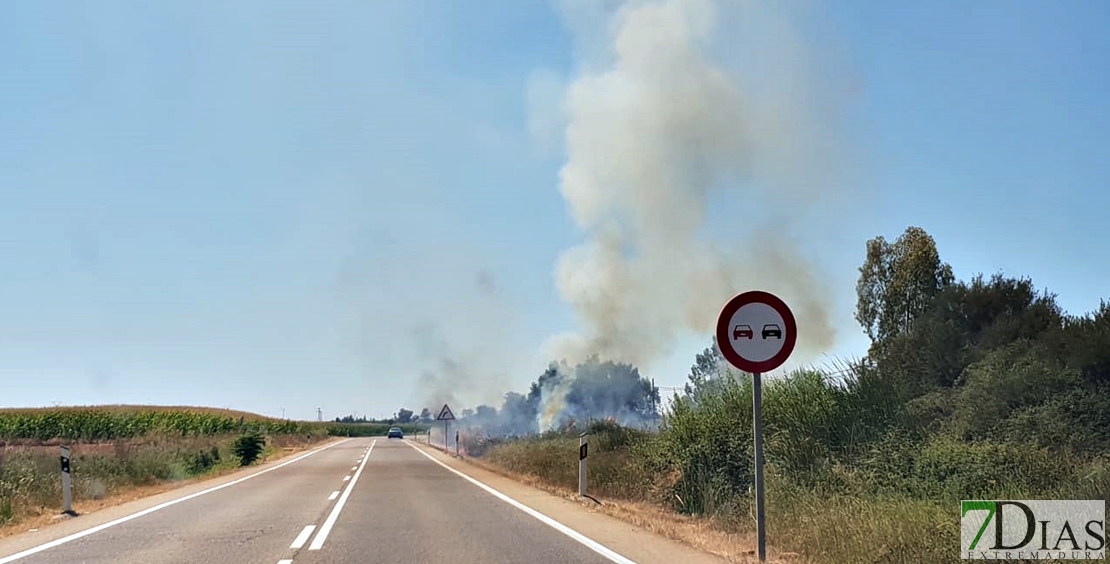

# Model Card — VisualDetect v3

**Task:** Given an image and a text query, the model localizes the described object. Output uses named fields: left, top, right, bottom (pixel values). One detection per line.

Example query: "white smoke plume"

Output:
left=539, top=0, right=857, bottom=371
left=411, top=270, right=522, bottom=412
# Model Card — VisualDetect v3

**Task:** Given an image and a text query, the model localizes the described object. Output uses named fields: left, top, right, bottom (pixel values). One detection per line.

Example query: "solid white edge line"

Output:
left=289, top=525, right=316, bottom=549
left=308, top=439, right=375, bottom=550
left=0, top=439, right=351, bottom=564
left=404, top=441, right=639, bottom=564
left=328, top=491, right=340, bottom=501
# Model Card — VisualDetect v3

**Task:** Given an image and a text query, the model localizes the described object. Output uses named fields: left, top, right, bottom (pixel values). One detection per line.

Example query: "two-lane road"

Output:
left=0, top=438, right=727, bottom=564
left=295, top=439, right=623, bottom=564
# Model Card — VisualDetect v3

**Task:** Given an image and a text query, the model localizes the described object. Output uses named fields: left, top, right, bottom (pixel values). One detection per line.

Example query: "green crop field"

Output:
left=0, top=405, right=319, bottom=443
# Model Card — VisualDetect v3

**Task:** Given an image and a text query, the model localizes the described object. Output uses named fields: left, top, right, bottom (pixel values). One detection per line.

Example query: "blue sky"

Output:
left=1, top=1, right=1107, bottom=421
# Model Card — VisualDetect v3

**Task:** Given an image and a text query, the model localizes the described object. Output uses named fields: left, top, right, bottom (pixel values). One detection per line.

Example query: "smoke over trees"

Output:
left=541, top=0, right=853, bottom=370
left=433, top=356, right=660, bottom=437
left=413, top=0, right=856, bottom=429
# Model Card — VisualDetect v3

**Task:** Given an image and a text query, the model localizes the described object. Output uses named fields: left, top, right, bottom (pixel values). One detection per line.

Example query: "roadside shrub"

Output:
left=186, top=446, right=222, bottom=474
left=231, top=433, right=265, bottom=466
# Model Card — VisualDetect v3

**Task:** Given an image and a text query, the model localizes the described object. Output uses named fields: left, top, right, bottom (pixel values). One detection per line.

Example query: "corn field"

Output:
left=0, top=406, right=321, bottom=443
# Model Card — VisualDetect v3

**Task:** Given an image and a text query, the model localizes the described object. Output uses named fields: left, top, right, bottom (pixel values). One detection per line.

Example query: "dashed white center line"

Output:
left=309, top=439, right=376, bottom=550
left=290, top=525, right=316, bottom=549
left=278, top=560, right=293, bottom=564
left=328, top=490, right=340, bottom=501
left=342, top=475, right=350, bottom=481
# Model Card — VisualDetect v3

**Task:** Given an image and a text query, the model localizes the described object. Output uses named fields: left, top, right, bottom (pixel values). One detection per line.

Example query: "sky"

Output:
left=1, top=1, right=1107, bottom=421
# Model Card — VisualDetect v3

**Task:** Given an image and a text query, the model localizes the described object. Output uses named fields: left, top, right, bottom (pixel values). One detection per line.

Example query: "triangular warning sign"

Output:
left=436, top=404, right=455, bottom=421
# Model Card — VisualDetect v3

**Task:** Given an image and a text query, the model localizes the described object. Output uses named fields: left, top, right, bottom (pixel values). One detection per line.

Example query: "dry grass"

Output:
left=460, top=454, right=806, bottom=564
left=468, top=430, right=993, bottom=564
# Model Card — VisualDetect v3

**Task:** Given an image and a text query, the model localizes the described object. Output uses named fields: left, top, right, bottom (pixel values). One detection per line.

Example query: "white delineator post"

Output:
left=578, top=432, right=588, bottom=497
left=60, top=445, right=73, bottom=515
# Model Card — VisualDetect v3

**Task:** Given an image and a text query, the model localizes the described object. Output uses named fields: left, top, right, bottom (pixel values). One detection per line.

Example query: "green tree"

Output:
left=879, top=273, right=1063, bottom=391
left=1059, top=299, right=1110, bottom=385
left=683, top=338, right=726, bottom=403
left=855, top=226, right=954, bottom=352
left=394, top=408, right=414, bottom=423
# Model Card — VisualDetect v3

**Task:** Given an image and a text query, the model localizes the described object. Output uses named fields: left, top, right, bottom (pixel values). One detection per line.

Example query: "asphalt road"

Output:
left=0, top=438, right=724, bottom=564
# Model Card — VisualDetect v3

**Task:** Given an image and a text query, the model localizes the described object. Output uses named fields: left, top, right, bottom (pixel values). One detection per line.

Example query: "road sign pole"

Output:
left=578, top=432, right=588, bottom=497
left=60, top=445, right=73, bottom=515
left=455, top=430, right=459, bottom=457
left=444, top=421, right=448, bottom=451
left=752, top=372, right=766, bottom=562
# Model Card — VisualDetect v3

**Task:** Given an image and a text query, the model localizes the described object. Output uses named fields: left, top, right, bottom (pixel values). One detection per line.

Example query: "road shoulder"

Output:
left=408, top=440, right=747, bottom=564
left=0, top=437, right=347, bottom=558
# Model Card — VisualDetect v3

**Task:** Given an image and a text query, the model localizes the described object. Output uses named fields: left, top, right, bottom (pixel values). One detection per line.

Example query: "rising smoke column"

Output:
left=542, top=0, right=855, bottom=372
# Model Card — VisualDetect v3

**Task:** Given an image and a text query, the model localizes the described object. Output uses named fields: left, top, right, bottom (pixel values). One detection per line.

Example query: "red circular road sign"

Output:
left=715, top=290, right=797, bottom=373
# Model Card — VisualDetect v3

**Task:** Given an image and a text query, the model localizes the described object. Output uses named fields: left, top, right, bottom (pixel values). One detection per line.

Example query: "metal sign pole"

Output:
left=444, top=421, right=448, bottom=451
left=752, top=372, right=766, bottom=562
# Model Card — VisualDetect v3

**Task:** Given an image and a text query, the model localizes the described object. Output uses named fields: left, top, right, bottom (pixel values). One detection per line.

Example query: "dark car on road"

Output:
left=761, top=324, right=782, bottom=339
left=387, top=427, right=404, bottom=439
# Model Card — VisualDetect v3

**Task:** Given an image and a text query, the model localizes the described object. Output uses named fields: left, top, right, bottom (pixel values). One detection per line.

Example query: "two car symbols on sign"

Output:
left=732, top=323, right=782, bottom=341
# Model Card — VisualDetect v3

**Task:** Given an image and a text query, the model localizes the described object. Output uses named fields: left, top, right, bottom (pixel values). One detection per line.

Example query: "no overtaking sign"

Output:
left=715, top=290, right=797, bottom=563
left=715, top=290, right=797, bottom=374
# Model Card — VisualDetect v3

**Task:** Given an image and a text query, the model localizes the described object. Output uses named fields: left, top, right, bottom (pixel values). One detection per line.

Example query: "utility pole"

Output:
left=317, top=407, right=323, bottom=422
